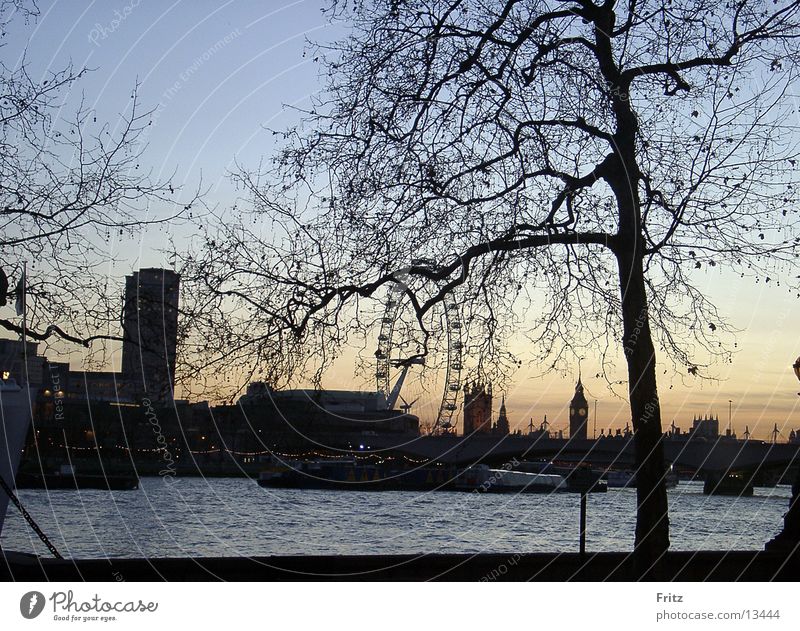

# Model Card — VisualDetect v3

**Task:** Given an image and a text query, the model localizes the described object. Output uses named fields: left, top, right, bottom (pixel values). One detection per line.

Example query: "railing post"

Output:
left=579, top=490, right=587, bottom=557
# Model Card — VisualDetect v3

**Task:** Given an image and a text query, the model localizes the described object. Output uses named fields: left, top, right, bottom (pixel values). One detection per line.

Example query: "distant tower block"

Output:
left=463, top=381, right=493, bottom=435
left=569, top=376, right=589, bottom=440
left=495, top=395, right=510, bottom=435
left=121, top=268, right=180, bottom=401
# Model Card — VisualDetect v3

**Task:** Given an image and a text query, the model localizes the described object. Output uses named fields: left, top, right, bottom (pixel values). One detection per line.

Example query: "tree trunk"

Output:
left=601, top=33, right=671, bottom=569
left=615, top=242, right=670, bottom=578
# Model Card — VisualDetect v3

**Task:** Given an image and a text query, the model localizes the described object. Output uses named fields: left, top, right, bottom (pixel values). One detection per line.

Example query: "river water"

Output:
left=0, top=478, right=792, bottom=558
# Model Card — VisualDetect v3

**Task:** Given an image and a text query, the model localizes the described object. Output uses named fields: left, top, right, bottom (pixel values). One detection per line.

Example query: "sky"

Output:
left=1, top=1, right=337, bottom=205
left=2, top=1, right=799, bottom=440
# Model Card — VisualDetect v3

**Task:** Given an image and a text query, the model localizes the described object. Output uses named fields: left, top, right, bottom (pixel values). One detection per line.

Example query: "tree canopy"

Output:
left=181, top=0, right=800, bottom=390
left=1, top=1, right=198, bottom=349
left=177, top=0, right=800, bottom=573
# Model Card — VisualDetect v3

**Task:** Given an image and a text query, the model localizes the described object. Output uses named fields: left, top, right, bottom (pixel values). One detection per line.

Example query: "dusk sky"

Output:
left=3, top=1, right=800, bottom=439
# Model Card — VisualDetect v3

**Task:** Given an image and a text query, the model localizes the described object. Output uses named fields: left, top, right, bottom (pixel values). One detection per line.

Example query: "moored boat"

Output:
left=454, top=464, right=566, bottom=493
left=605, top=468, right=679, bottom=489
left=703, top=471, right=754, bottom=497
left=15, top=465, right=139, bottom=491
left=0, top=378, right=33, bottom=535
left=515, top=460, right=607, bottom=492
left=257, top=458, right=458, bottom=491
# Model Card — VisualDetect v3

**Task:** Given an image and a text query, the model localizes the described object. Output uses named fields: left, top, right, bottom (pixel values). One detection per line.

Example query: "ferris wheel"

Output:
left=374, top=266, right=464, bottom=434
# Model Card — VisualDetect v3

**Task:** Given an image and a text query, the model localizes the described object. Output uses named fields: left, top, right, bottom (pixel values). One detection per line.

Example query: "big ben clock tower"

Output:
left=569, top=376, right=589, bottom=440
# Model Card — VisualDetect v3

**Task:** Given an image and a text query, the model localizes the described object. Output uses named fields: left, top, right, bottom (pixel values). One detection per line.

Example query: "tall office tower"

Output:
left=121, top=268, right=180, bottom=401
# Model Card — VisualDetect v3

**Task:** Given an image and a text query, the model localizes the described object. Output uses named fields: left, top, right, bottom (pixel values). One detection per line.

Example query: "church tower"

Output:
left=463, top=382, right=493, bottom=435
left=495, top=395, right=510, bottom=435
left=569, top=376, right=589, bottom=440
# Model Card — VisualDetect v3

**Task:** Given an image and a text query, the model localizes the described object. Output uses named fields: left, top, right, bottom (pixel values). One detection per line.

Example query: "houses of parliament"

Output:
left=462, top=377, right=589, bottom=438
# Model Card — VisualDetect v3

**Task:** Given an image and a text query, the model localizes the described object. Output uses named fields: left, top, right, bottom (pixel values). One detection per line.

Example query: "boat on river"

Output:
left=257, top=458, right=458, bottom=491
left=258, top=460, right=570, bottom=493
left=15, top=465, right=139, bottom=491
left=0, top=378, right=32, bottom=536
left=454, top=464, right=566, bottom=493
left=703, top=472, right=754, bottom=497
left=605, top=468, right=679, bottom=489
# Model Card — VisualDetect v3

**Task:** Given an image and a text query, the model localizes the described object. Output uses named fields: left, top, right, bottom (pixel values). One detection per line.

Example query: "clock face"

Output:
left=578, top=408, right=587, bottom=416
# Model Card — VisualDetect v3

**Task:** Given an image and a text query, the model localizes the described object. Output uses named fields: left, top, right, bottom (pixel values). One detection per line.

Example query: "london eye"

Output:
left=374, top=266, right=464, bottom=435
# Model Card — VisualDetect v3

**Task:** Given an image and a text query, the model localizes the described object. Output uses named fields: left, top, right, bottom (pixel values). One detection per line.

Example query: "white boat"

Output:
left=455, top=464, right=566, bottom=492
left=0, top=378, right=34, bottom=537
left=605, top=468, right=679, bottom=489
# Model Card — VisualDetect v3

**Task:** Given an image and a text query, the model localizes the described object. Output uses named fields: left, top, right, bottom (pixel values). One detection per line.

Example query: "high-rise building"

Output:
left=121, top=268, right=180, bottom=401
left=463, top=381, right=492, bottom=435
left=569, top=377, right=589, bottom=440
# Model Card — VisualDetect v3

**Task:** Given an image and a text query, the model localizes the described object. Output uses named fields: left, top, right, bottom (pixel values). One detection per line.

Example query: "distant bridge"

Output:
left=361, top=433, right=800, bottom=474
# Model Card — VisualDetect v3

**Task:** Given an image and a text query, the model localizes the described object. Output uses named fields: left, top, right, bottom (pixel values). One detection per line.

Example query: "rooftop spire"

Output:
left=571, top=374, right=587, bottom=404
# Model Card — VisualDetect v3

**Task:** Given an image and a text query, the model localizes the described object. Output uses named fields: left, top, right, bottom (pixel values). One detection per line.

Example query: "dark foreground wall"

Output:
left=2, top=550, right=799, bottom=581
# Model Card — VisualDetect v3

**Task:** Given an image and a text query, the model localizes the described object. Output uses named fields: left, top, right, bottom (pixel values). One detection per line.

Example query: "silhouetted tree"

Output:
left=0, top=1, right=198, bottom=349
left=179, top=0, right=800, bottom=576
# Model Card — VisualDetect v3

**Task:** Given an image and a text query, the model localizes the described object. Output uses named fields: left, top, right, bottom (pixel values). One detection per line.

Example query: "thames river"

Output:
left=0, top=478, right=792, bottom=558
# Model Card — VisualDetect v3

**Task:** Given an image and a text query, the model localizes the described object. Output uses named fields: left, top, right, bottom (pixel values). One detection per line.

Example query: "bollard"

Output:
left=579, top=491, right=587, bottom=557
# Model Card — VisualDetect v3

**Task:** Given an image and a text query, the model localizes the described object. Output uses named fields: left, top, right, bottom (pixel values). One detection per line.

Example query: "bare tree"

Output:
left=1, top=1, right=198, bottom=350
left=178, top=0, right=800, bottom=575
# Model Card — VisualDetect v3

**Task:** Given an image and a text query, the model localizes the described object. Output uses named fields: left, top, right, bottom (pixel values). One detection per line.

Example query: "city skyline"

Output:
left=2, top=1, right=800, bottom=436
left=4, top=0, right=800, bottom=590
